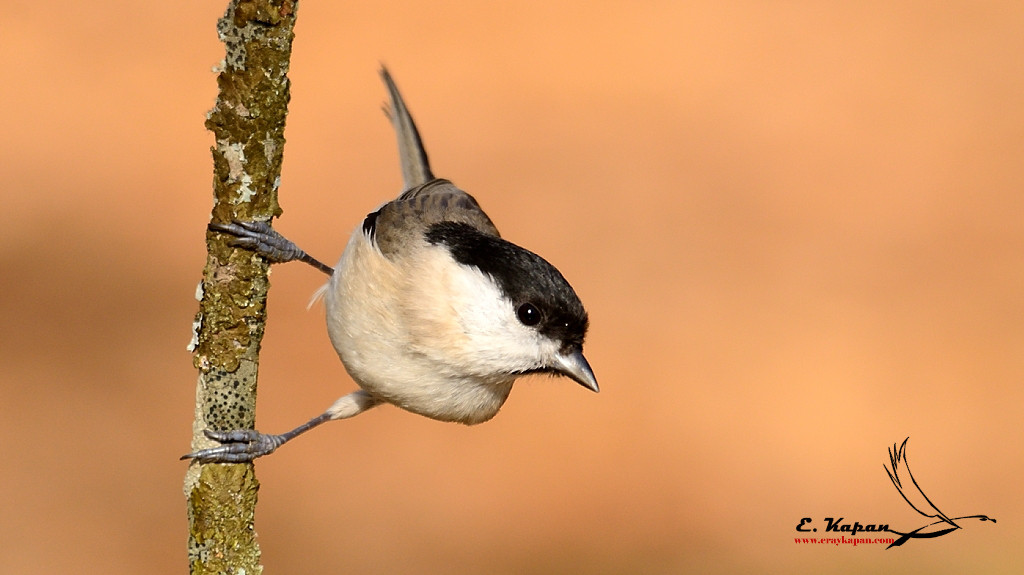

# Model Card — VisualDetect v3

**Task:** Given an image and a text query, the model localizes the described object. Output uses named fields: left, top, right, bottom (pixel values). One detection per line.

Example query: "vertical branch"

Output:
left=185, top=1, right=297, bottom=574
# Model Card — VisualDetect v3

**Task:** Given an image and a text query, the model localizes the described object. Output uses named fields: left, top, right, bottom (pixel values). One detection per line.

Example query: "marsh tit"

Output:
left=184, top=68, right=597, bottom=463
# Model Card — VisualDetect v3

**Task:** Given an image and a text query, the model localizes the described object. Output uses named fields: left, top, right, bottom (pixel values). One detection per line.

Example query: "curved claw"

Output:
left=208, top=220, right=334, bottom=275
left=180, top=428, right=285, bottom=464
left=208, top=220, right=300, bottom=264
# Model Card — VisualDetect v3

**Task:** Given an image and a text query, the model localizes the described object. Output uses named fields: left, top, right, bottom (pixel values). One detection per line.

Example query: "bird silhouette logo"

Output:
left=884, top=438, right=996, bottom=549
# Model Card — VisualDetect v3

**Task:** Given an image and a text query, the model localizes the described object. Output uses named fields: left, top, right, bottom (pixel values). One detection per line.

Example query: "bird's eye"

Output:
left=516, top=302, right=541, bottom=326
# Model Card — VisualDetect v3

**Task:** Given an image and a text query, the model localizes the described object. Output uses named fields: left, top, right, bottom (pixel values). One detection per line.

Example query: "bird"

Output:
left=183, top=67, right=598, bottom=463
left=883, top=438, right=995, bottom=548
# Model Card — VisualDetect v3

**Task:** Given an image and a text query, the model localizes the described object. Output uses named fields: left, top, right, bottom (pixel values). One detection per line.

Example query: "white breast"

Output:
left=323, top=228, right=515, bottom=424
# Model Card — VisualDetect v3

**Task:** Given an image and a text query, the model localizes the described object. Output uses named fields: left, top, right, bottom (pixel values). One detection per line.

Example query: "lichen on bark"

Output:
left=185, top=1, right=299, bottom=574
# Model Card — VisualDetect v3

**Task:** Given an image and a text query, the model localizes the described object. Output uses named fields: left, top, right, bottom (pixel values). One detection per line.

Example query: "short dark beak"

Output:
left=555, top=350, right=599, bottom=393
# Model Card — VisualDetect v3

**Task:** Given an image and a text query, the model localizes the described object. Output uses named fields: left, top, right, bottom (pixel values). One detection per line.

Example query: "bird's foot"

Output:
left=181, top=429, right=286, bottom=464
left=209, top=220, right=334, bottom=275
left=208, top=220, right=306, bottom=264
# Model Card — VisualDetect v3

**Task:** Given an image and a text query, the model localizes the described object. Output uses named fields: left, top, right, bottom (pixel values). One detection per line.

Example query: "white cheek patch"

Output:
left=405, top=247, right=560, bottom=376
left=451, top=263, right=565, bottom=373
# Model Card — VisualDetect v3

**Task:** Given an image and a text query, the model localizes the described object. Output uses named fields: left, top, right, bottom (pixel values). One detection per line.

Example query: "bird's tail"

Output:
left=380, top=66, right=434, bottom=190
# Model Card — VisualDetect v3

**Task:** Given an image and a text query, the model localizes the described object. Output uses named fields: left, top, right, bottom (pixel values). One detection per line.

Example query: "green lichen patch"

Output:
left=188, top=464, right=263, bottom=575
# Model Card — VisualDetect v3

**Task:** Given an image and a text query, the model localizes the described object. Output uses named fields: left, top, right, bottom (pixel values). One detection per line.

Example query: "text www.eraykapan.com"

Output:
left=794, top=535, right=895, bottom=546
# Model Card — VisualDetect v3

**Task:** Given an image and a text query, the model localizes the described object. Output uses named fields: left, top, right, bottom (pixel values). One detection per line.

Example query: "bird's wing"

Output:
left=884, top=438, right=955, bottom=525
left=367, top=179, right=500, bottom=257
left=370, top=67, right=500, bottom=257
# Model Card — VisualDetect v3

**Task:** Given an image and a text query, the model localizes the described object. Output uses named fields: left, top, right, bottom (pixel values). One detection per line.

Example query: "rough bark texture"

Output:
left=184, top=1, right=298, bottom=573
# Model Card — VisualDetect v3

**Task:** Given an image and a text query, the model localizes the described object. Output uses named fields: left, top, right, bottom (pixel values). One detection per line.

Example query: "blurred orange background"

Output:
left=2, top=1, right=1021, bottom=573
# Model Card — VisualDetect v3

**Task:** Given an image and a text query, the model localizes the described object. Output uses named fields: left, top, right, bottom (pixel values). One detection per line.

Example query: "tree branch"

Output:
left=184, top=1, right=298, bottom=573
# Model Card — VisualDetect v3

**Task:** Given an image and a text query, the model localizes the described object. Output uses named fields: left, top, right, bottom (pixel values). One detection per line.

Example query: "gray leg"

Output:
left=181, top=413, right=331, bottom=463
left=181, top=391, right=380, bottom=463
left=209, top=220, right=334, bottom=276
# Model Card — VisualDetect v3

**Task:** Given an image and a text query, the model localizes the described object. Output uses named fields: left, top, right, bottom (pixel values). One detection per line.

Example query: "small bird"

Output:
left=184, top=68, right=597, bottom=463
left=883, top=438, right=995, bottom=548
